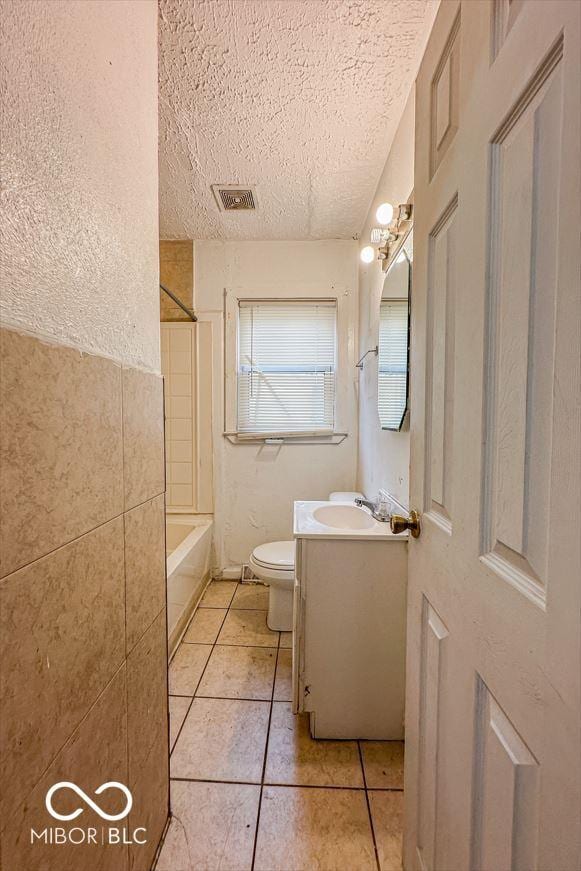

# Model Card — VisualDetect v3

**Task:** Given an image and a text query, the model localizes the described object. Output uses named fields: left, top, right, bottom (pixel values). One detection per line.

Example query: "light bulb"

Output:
left=360, top=246, right=375, bottom=264
left=376, top=202, right=394, bottom=226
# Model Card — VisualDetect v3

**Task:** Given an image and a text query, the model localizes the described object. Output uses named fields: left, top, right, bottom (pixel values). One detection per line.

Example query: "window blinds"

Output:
left=237, top=300, right=337, bottom=434
left=378, top=299, right=409, bottom=430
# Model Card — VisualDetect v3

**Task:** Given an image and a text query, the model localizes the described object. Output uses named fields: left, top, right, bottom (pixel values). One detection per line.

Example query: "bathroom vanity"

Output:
left=292, top=500, right=408, bottom=740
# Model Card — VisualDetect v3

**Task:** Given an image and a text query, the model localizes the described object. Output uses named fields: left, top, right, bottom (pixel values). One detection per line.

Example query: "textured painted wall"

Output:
left=158, top=0, right=438, bottom=240
left=194, top=239, right=359, bottom=570
left=356, top=88, right=415, bottom=508
left=0, top=0, right=160, bottom=371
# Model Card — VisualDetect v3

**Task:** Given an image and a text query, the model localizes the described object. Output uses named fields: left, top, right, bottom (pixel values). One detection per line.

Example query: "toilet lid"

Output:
left=252, top=540, right=295, bottom=570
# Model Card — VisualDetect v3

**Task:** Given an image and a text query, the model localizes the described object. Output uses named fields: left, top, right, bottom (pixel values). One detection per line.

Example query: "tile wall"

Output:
left=161, top=324, right=196, bottom=510
left=161, top=321, right=214, bottom=514
left=0, top=326, right=169, bottom=871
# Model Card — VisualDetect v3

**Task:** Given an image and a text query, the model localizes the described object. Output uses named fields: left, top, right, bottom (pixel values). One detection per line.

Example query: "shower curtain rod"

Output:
left=160, top=283, right=197, bottom=322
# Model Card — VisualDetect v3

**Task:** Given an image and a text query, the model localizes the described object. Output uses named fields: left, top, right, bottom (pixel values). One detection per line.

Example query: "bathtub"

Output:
left=166, top=514, right=213, bottom=653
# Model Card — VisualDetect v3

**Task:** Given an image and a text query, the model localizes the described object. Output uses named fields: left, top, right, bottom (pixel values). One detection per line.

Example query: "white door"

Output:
left=405, top=2, right=580, bottom=870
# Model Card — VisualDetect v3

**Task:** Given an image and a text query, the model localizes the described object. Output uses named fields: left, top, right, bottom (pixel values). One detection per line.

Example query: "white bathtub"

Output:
left=166, top=514, right=213, bottom=653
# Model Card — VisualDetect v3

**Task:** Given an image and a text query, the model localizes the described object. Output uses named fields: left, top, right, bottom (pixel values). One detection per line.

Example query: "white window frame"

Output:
left=224, top=283, right=354, bottom=441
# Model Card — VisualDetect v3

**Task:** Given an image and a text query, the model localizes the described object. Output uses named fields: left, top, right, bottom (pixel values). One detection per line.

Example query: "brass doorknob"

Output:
left=390, top=509, right=421, bottom=538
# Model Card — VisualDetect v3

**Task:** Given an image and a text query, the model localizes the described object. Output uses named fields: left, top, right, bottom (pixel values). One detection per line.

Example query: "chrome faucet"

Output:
left=354, top=494, right=391, bottom=522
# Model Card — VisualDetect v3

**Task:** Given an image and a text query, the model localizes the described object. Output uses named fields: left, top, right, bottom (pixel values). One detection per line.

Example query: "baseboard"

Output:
left=215, top=566, right=243, bottom=580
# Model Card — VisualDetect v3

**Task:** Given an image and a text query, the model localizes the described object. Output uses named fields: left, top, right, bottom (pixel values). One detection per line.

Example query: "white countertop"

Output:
left=293, top=500, right=409, bottom=541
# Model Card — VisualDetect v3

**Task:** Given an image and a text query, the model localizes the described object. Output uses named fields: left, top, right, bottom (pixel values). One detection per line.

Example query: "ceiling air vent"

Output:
left=211, top=184, right=257, bottom=212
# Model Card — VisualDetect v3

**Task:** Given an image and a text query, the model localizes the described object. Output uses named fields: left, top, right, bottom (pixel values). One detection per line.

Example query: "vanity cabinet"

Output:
left=292, top=522, right=408, bottom=740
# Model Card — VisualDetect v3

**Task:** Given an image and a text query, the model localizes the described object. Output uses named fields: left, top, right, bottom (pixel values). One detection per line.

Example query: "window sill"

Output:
left=223, top=431, right=348, bottom=446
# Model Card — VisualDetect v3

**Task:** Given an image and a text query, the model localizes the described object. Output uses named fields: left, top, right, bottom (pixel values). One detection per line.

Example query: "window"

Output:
left=378, top=299, right=409, bottom=430
left=237, top=300, right=337, bottom=435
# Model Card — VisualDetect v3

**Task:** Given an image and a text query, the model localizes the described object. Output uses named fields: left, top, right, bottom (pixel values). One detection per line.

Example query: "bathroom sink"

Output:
left=312, top=504, right=375, bottom=530
left=294, top=500, right=406, bottom=540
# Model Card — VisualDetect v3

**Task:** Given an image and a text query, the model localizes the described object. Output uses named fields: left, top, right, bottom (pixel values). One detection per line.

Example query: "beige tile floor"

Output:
left=156, top=580, right=404, bottom=871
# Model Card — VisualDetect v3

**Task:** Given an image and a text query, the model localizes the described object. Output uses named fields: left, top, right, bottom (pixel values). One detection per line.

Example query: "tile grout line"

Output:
left=170, top=692, right=276, bottom=702
left=168, top=589, right=234, bottom=757
left=169, top=583, right=275, bottom=756
left=0, top=489, right=165, bottom=584
left=4, top=661, right=128, bottom=833
left=156, top=574, right=233, bottom=867
left=168, top=589, right=209, bottom=666
left=121, top=508, right=131, bottom=869
left=189, top=693, right=279, bottom=703
left=121, top=468, right=130, bottom=866
left=182, top=641, right=283, bottom=649
left=196, top=580, right=267, bottom=609
left=250, top=618, right=281, bottom=871
left=169, top=775, right=396, bottom=792
left=358, top=740, right=381, bottom=871
left=197, top=609, right=268, bottom=613
left=151, top=812, right=172, bottom=871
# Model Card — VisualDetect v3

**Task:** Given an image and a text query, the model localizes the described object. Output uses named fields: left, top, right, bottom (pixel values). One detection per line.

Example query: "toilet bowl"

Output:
left=249, top=540, right=296, bottom=631
left=249, top=491, right=364, bottom=632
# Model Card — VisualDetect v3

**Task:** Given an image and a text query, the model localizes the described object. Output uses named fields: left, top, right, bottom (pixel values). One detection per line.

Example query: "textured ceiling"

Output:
left=159, top=0, right=437, bottom=240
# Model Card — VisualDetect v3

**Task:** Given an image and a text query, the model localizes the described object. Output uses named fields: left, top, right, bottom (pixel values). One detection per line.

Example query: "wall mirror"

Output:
left=377, top=229, right=412, bottom=430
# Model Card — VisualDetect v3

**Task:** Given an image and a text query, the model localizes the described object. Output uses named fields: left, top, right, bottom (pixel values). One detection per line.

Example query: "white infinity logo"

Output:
left=45, top=782, right=133, bottom=821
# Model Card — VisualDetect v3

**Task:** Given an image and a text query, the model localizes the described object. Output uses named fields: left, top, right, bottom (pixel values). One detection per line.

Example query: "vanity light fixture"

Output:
left=360, top=203, right=413, bottom=266
left=370, top=227, right=394, bottom=245
left=376, top=202, right=394, bottom=226
left=378, top=202, right=414, bottom=272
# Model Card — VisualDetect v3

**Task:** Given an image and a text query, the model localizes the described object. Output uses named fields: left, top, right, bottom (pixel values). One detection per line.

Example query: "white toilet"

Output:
left=249, top=491, right=364, bottom=631
left=249, top=540, right=296, bottom=631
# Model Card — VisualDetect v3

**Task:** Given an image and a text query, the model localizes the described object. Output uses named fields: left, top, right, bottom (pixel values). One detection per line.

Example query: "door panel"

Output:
left=416, top=598, right=449, bottom=871
left=425, top=197, right=458, bottom=531
left=482, top=40, right=563, bottom=605
left=430, top=11, right=461, bottom=179
left=471, top=676, right=540, bottom=871
left=406, top=2, right=580, bottom=869
left=492, top=0, right=526, bottom=60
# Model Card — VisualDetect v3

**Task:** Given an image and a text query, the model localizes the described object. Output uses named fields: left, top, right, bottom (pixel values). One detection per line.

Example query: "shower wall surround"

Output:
left=0, top=2, right=167, bottom=870
left=0, top=330, right=168, bottom=871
